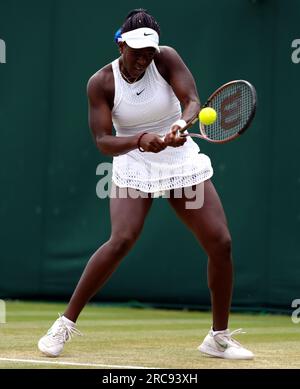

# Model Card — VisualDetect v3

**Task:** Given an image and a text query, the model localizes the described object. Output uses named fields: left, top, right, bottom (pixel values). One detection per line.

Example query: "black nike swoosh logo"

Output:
left=136, top=89, right=145, bottom=96
left=144, top=33, right=154, bottom=36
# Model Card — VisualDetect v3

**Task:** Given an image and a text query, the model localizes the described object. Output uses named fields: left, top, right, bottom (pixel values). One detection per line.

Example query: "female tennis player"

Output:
left=38, top=9, right=253, bottom=360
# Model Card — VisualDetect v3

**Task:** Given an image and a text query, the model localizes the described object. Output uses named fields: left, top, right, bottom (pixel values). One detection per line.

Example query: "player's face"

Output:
left=120, top=43, right=156, bottom=80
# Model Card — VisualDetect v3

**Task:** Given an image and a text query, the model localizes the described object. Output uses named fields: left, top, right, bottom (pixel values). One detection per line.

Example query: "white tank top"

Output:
left=111, top=58, right=213, bottom=193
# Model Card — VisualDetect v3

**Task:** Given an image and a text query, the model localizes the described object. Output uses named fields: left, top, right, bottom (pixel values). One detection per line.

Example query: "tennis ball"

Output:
left=199, top=107, right=217, bottom=125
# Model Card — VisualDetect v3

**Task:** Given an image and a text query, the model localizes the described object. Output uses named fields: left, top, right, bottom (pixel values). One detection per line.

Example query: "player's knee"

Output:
left=209, top=232, right=232, bottom=259
left=110, top=231, right=139, bottom=256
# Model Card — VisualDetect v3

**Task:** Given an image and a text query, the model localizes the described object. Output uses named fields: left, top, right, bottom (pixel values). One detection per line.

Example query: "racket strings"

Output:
left=204, top=83, right=255, bottom=142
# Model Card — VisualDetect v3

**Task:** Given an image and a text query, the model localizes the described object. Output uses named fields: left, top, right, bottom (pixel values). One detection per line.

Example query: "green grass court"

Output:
left=0, top=301, right=299, bottom=369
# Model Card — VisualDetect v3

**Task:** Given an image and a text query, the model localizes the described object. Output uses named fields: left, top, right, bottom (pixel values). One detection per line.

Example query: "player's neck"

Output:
left=118, top=59, right=144, bottom=84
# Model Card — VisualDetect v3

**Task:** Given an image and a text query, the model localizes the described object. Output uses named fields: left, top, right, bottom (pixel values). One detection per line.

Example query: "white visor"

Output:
left=120, top=27, right=160, bottom=52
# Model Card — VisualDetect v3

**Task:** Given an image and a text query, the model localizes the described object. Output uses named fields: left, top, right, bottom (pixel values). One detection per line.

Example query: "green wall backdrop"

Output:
left=0, top=0, right=299, bottom=311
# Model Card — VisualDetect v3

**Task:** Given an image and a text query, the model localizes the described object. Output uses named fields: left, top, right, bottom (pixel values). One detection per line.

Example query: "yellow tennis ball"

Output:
left=199, top=107, right=217, bottom=125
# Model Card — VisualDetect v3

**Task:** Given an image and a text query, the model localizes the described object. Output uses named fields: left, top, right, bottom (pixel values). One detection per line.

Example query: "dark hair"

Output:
left=121, top=8, right=160, bottom=36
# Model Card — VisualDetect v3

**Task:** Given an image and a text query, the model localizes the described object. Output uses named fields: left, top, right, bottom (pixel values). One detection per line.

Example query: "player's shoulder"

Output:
left=155, top=46, right=184, bottom=79
left=155, top=46, right=183, bottom=71
left=156, top=46, right=181, bottom=61
left=87, top=63, right=114, bottom=98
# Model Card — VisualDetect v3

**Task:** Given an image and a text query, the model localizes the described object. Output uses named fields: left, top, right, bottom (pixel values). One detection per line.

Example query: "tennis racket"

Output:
left=180, top=80, right=257, bottom=143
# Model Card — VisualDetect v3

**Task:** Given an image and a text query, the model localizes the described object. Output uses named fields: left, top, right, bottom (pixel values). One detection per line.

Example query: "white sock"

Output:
left=62, top=315, right=75, bottom=326
left=212, top=328, right=228, bottom=336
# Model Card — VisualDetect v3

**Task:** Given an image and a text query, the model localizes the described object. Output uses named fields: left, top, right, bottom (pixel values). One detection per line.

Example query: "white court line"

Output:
left=0, top=357, right=158, bottom=369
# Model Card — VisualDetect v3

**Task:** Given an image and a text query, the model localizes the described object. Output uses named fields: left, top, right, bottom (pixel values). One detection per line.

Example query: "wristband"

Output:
left=137, top=132, right=148, bottom=152
left=172, top=119, right=187, bottom=129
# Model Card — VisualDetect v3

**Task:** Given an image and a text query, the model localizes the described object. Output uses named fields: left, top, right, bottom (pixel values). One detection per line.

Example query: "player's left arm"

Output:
left=156, top=46, right=201, bottom=143
left=158, top=46, right=201, bottom=122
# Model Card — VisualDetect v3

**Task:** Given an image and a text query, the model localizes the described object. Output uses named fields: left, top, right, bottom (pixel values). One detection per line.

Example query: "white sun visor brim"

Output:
left=120, top=28, right=160, bottom=52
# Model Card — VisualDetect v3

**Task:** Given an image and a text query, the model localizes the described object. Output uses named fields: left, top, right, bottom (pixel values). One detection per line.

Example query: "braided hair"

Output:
left=114, top=9, right=160, bottom=43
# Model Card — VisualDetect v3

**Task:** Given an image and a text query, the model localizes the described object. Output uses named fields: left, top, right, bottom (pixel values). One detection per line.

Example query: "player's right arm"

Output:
left=87, top=68, right=165, bottom=156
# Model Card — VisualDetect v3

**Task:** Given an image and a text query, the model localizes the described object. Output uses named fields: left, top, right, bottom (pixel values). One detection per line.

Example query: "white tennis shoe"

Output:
left=198, top=328, right=254, bottom=360
left=38, top=314, right=82, bottom=357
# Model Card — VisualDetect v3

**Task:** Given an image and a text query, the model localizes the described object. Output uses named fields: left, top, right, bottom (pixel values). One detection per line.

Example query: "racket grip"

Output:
left=179, top=116, right=199, bottom=133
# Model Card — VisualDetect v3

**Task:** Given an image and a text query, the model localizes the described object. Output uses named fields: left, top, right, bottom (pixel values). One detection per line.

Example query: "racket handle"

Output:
left=181, top=132, right=204, bottom=139
left=179, top=116, right=199, bottom=133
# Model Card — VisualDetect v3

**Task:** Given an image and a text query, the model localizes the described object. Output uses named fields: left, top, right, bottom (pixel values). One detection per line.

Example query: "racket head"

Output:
left=200, top=80, right=257, bottom=143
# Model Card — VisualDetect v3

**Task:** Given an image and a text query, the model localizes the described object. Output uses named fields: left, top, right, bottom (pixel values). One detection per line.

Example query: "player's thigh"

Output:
left=167, top=180, right=230, bottom=245
left=110, top=184, right=153, bottom=238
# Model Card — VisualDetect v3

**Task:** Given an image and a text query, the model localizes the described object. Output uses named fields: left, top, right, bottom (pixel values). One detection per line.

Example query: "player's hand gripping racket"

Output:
left=180, top=80, right=257, bottom=143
